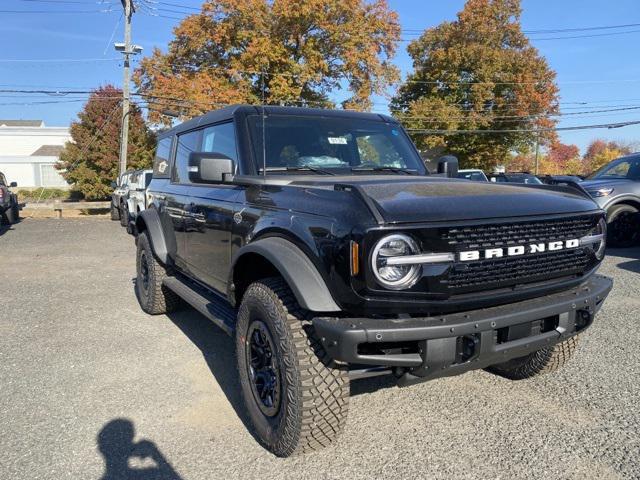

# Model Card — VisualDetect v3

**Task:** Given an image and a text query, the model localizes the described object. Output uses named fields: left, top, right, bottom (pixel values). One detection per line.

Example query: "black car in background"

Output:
left=538, top=174, right=584, bottom=186
left=488, top=172, right=543, bottom=184
left=131, top=105, right=612, bottom=456
left=0, top=171, right=19, bottom=225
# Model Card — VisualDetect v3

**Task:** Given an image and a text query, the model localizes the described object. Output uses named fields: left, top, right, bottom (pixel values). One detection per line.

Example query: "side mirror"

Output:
left=9, top=181, right=17, bottom=188
left=437, top=155, right=459, bottom=178
left=110, top=181, right=117, bottom=189
left=189, top=152, right=234, bottom=184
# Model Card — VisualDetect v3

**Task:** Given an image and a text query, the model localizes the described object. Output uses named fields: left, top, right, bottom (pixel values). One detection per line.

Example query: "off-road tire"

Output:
left=11, top=201, right=19, bottom=222
left=135, top=232, right=180, bottom=315
left=110, top=201, right=120, bottom=221
left=236, top=277, right=350, bottom=457
left=487, top=336, right=579, bottom=380
left=606, top=204, right=639, bottom=248
left=3, top=206, right=15, bottom=225
left=119, top=201, right=128, bottom=227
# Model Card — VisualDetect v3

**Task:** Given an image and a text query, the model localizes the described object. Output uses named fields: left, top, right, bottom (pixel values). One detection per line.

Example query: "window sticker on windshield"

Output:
left=328, top=136, right=348, bottom=145
left=391, top=129, right=399, bottom=136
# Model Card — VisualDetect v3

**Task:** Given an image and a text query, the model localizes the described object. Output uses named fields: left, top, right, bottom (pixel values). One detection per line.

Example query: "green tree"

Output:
left=391, top=0, right=559, bottom=171
left=134, top=0, right=401, bottom=124
left=57, top=86, right=156, bottom=200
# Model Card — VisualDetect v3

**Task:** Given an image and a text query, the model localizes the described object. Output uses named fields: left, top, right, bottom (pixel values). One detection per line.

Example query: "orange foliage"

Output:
left=135, top=0, right=401, bottom=124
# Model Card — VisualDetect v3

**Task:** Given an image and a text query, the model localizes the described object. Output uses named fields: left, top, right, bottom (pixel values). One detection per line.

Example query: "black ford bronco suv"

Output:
left=133, top=105, right=612, bottom=456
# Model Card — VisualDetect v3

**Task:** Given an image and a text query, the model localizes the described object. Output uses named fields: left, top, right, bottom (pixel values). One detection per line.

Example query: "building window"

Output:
left=40, top=164, right=67, bottom=187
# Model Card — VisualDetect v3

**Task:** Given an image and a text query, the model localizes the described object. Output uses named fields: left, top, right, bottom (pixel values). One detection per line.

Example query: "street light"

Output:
left=114, top=43, right=143, bottom=54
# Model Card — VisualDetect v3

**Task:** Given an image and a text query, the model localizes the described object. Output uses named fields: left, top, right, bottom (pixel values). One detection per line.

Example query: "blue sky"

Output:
left=1, top=0, right=639, bottom=154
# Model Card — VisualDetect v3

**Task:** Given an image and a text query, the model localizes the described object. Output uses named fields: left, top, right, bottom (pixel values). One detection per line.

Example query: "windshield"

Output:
left=588, top=157, right=640, bottom=180
left=248, top=114, right=427, bottom=175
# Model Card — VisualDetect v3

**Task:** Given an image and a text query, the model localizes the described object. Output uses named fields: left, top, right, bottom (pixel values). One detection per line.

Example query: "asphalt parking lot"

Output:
left=1, top=218, right=639, bottom=479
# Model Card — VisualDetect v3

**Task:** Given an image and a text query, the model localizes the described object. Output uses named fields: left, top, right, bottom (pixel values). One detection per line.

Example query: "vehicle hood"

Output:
left=289, top=176, right=600, bottom=223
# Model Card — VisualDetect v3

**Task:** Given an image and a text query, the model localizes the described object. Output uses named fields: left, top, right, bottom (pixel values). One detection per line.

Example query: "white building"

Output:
left=0, top=120, right=71, bottom=188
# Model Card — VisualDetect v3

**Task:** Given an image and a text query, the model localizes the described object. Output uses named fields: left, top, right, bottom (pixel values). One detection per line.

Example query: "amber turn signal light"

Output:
left=350, top=240, right=360, bottom=276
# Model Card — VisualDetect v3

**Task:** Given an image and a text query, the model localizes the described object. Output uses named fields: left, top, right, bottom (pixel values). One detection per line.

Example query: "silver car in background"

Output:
left=582, top=153, right=640, bottom=247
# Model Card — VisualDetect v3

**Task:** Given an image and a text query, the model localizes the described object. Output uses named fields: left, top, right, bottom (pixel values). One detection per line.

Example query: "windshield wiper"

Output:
left=264, top=166, right=336, bottom=176
left=351, top=166, right=417, bottom=175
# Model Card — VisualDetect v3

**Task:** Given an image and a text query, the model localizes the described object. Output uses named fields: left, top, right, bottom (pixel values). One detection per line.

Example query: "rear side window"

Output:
left=153, top=137, right=173, bottom=179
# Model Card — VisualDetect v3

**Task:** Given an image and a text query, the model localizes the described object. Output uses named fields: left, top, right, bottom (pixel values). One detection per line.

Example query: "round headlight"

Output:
left=594, top=217, right=607, bottom=260
left=371, top=234, right=421, bottom=290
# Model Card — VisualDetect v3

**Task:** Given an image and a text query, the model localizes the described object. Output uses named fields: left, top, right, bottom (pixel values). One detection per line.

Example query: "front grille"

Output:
left=442, top=215, right=598, bottom=252
left=439, top=215, right=600, bottom=293
left=446, top=248, right=590, bottom=290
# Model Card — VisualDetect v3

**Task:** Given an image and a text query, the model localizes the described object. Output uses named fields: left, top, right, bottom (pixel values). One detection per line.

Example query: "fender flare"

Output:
left=231, top=237, right=341, bottom=312
left=136, top=209, right=170, bottom=264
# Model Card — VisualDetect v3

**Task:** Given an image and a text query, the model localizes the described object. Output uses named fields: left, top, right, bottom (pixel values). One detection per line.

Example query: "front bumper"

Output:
left=313, top=274, right=613, bottom=386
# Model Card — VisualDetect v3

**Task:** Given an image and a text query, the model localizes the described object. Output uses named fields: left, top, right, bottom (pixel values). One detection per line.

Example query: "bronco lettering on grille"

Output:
left=459, top=239, right=580, bottom=262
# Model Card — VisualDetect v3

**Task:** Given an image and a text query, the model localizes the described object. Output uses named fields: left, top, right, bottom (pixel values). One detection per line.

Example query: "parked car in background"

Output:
left=126, top=169, right=153, bottom=225
left=132, top=105, right=612, bottom=456
left=488, top=172, right=543, bottom=185
left=457, top=169, right=488, bottom=181
left=582, top=153, right=640, bottom=247
left=0, top=171, right=19, bottom=225
left=110, top=170, right=133, bottom=226
left=538, top=174, right=583, bottom=186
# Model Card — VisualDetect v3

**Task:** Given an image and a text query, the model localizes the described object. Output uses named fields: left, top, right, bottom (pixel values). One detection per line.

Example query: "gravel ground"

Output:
left=1, top=218, right=639, bottom=480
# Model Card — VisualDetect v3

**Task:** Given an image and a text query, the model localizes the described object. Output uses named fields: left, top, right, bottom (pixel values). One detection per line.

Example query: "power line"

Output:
left=16, top=0, right=110, bottom=3
left=0, top=57, right=120, bottom=63
left=0, top=8, right=115, bottom=13
left=406, top=120, right=640, bottom=135
left=400, top=22, right=640, bottom=35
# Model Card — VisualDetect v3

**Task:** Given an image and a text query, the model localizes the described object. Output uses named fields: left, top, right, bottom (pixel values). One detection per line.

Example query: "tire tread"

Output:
left=136, top=232, right=180, bottom=315
left=488, top=336, right=579, bottom=380
left=239, top=277, right=349, bottom=456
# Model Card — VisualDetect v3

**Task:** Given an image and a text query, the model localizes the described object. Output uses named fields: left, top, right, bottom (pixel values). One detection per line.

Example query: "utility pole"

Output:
left=115, top=0, right=142, bottom=178
left=534, top=130, right=540, bottom=175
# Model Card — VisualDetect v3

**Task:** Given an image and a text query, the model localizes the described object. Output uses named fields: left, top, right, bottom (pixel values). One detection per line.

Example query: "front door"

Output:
left=185, top=122, right=241, bottom=293
left=166, top=128, right=202, bottom=270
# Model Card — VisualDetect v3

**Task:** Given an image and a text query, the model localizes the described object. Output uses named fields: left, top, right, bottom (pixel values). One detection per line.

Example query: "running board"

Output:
left=163, top=276, right=236, bottom=335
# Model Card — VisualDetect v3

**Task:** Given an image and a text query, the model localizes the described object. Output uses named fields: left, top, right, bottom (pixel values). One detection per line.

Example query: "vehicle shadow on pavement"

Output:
left=607, top=247, right=640, bottom=274
left=164, top=308, right=259, bottom=442
left=164, top=305, right=399, bottom=432
left=97, top=418, right=182, bottom=480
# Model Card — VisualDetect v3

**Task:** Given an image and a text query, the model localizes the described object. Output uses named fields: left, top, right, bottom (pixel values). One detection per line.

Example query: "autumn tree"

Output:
left=57, top=85, right=156, bottom=200
left=391, top=0, right=559, bottom=171
left=583, top=139, right=631, bottom=174
left=135, top=0, right=401, bottom=124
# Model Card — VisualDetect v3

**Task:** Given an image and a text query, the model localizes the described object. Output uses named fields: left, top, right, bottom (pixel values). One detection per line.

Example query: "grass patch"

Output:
left=17, top=188, right=83, bottom=202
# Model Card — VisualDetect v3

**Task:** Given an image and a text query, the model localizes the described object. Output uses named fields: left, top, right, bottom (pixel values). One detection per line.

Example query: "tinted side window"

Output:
left=153, top=137, right=173, bottom=179
left=173, top=130, right=201, bottom=184
left=201, top=122, right=237, bottom=161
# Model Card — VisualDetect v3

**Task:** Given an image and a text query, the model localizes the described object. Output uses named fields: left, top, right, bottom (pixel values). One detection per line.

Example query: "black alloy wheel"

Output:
left=138, top=250, right=150, bottom=297
left=245, top=320, right=282, bottom=418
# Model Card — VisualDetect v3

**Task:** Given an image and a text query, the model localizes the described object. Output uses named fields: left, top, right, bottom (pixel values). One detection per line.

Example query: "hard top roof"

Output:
left=158, top=104, right=397, bottom=139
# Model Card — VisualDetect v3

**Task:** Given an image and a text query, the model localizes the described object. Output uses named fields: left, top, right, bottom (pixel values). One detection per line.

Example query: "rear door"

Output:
left=185, top=122, right=241, bottom=292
